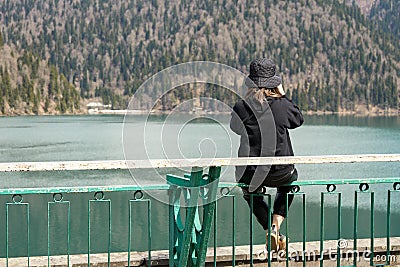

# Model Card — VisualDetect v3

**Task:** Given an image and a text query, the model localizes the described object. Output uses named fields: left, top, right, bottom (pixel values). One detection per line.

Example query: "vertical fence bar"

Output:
left=249, top=194, right=254, bottom=267
left=67, top=197, right=70, bottom=267
left=168, top=187, right=176, bottom=267
left=88, top=197, right=91, bottom=267
left=147, top=198, right=152, bottom=267
left=88, top=192, right=111, bottom=267
left=320, top=187, right=341, bottom=267
left=320, top=192, right=324, bottom=267
left=386, top=190, right=391, bottom=265
left=370, top=192, right=375, bottom=267
left=219, top=189, right=236, bottom=266
left=285, top=189, right=305, bottom=267
left=266, top=194, right=271, bottom=267
left=47, top=200, right=51, bottom=266
left=6, top=204, right=8, bottom=267
left=213, top=199, right=217, bottom=267
left=232, top=195, right=236, bottom=267
left=47, top=194, right=70, bottom=267
left=6, top=196, right=30, bottom=267
left=353, top=191, right=358, bottom=266
left=286, top=192, right=289, bottom=267
left=302, top=193, right=307, bottom=267
left=128, top=191, right=151, bottom=267
left=248, top=192, right=270, bottom=266
left=387, top=185, right=400, bottom=265
left=128, top=199, right=132, bottom=267
left=336, top=193, right=342, bottom=267
left=266, top=199, right=271, bottom=266
left=27, top=203, right=30, bottom=267
left=355, top=184, right=374, bottom=266
left=108, top=199, right=112, bottom=266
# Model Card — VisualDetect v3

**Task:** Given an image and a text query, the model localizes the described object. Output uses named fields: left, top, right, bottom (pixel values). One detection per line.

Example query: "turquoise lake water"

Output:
left=0, top=114, right=399, bottom=256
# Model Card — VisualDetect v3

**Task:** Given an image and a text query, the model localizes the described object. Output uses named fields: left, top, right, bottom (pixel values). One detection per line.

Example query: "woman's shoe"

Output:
left=265, top=225, right=278, bottom=252
left=278, top=233, right=288, bottom=251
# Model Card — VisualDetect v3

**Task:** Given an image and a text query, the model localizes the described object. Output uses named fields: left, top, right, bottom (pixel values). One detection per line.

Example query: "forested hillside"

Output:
left=369, top=0, right=400, bottom=38
left=0, top=0, right=399, bottom=115
left=0, top=42, right=80, bottom=115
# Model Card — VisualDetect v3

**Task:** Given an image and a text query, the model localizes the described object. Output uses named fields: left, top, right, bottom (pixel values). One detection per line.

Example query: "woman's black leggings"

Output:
left=242, top=182, right=295, bottom=230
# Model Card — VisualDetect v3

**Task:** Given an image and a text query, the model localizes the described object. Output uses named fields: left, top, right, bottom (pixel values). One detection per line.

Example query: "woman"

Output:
left=230, top=58, right=304, bottom=251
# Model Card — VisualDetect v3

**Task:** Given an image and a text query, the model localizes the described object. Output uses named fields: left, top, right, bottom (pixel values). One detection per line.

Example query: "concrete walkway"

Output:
left=1, top=237, right=399, bottom=266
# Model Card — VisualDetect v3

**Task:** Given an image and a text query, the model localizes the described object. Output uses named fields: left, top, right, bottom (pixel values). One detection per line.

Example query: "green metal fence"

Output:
left=0, top=155, right=399, bottom=266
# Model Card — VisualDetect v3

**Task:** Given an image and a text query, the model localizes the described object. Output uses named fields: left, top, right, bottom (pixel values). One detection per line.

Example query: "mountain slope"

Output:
left=369, top=0, right=400, bottom=39
left=353, top=0, right=377, bottom=14
left=0, top=0, right=399, bottom=114
left=0, top=43, right=81, bottom=115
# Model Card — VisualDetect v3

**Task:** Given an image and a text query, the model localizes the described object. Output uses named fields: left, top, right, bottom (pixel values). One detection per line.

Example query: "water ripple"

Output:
left=0, top=141, right=73, bottom=150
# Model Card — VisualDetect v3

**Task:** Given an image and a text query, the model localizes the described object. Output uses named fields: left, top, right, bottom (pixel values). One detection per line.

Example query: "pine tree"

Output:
left=0, top=31, right=4, bottom=48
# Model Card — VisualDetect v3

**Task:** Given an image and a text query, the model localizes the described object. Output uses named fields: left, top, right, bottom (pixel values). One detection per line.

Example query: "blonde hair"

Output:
left=245, top=87, right=283, bottom=103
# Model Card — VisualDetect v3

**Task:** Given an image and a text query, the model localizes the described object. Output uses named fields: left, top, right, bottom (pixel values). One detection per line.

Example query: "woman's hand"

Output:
left=277, top=84, right=285, bottom=96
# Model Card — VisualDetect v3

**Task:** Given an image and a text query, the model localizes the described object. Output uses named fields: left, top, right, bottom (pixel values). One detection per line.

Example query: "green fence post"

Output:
left=168, top=187, right=182, bottom=267
left=177, top=167, right=201, bottom=267
left=167, top=166, right=221, bottom=267
left=196, top=166, right=221, bottom=267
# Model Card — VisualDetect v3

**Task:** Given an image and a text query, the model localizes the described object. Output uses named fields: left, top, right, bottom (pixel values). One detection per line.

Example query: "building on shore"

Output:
left=86, top=102, right=112, bottom=114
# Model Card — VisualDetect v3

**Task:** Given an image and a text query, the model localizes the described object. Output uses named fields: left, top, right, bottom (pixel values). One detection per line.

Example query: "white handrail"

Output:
left=0, top=154, right=400, bottom=172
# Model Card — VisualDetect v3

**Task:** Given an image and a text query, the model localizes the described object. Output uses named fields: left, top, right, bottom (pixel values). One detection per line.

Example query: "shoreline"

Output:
left=77, top=108, right=400, bottom=117
left=0, top=109, right=398, bottom=117
left=304, top=110, right=399, bottom=117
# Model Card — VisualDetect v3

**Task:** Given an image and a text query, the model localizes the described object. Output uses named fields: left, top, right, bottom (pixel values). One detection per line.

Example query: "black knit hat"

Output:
left=245, top=58, right=282, bottom=89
